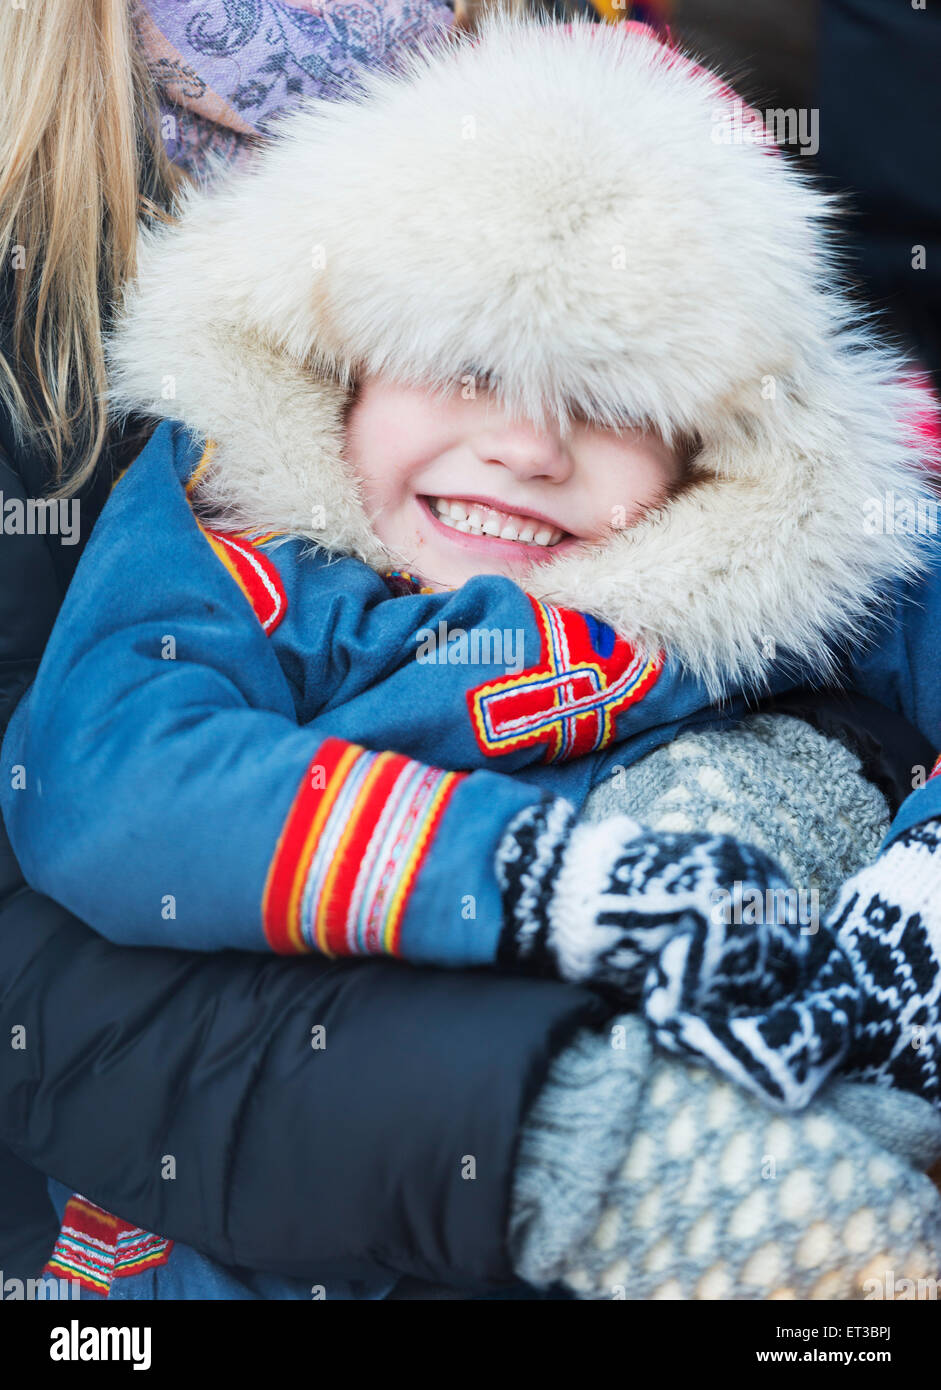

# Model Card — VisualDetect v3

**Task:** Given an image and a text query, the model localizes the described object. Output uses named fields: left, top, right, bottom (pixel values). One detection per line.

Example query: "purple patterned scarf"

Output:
left=135, top=0, right=455, bottom=176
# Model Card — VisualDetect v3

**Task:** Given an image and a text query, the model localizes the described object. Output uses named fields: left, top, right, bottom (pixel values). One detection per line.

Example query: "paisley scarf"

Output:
left=134, top=0, right=456, bottom=175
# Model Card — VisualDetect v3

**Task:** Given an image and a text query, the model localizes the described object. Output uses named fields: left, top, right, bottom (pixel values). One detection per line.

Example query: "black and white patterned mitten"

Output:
left=495, top=800, right=859, bottom=1110
left=495, top=799, right=741, bottom=995
left=829, top=819, right=941, bottom=1106
left=633, top=816, right=941, bottom=1111
left=497, top=799, right=941, bottom=1112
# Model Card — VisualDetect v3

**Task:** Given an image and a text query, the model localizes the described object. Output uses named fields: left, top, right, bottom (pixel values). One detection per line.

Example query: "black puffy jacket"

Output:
left=0, top=369, right=605, bottom=1291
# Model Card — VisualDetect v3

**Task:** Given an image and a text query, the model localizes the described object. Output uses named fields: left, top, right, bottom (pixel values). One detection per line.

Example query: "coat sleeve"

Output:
left=0, top=416, right=605, bottom=1288
left=0, top=510, right=532, bottom=966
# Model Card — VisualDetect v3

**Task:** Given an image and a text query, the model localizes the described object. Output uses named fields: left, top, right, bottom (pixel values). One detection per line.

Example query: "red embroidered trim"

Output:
left=467, top=599, right=662, bottom=764
left=262, top=737, right=463, bottom=956
left=199, top=525, right=288, bottom=635
left=43, top=1194, right=173, bottom=1297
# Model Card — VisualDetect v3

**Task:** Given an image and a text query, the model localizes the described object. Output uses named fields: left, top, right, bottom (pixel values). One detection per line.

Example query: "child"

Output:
left=5, top=16, right=941, bottom=1298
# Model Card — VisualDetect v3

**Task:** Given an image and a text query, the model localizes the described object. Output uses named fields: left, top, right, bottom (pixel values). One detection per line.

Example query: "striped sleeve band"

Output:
left=263, top=736, right=465, bottom=957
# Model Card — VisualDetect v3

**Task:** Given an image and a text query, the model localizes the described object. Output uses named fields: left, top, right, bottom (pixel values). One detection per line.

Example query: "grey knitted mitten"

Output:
left=511, top=1017, right=941, bottom=1301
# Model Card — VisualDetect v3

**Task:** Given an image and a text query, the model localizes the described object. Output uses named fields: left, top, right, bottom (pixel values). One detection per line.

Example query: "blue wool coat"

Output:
left=3, top=418, right=941, bottom=973
left=0, top=420, right=735, bottom=968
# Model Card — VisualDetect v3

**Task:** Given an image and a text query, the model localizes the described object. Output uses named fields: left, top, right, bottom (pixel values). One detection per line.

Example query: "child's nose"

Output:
left=476, top=424, right=573, bottom=483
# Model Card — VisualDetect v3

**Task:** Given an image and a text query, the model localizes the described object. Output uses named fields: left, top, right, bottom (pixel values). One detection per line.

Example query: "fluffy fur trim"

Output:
left=106, top=15, right=937, bottom=694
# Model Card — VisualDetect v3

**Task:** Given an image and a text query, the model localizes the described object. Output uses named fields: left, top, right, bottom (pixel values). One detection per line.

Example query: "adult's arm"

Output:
left=0, top=823, right=602, bottom=1286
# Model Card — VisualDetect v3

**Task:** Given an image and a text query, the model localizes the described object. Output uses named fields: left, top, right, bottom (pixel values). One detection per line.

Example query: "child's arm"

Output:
left=0, top=540, right=534, bottom=964
left=0, top=425, right=674, bottom=970
left=12, top=468, right=890, bottom=1058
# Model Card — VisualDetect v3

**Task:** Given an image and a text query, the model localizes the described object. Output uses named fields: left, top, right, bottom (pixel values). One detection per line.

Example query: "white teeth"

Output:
left=429, top=497, right=564, bottom=547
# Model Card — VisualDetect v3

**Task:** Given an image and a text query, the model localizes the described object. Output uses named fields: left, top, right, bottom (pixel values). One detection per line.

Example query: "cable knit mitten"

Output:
left=496, top=799, right=858, bottom=1109
left=510, top=1017, right=941, bottom=1301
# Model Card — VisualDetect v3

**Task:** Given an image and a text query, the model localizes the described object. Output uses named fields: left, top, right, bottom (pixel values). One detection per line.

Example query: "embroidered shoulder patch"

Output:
left=467, top=598, right=662, bottom=764
left=44, top=1194, right=173, bottom=1297
left=198, top=524, right=287, bottom=635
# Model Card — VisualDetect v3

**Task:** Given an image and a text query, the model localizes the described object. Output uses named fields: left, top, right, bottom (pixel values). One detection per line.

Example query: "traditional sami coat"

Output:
left=3, top=419, right=940, bottom=974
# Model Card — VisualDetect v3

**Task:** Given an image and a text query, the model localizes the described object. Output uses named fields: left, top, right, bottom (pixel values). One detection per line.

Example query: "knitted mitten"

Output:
left=650, top=815, right=941, bottom=1110
left=829, top=819, right=941, bottom=1106
left=585, top=718, right=941, bottom=1107
left=496, top=798, right=858, bottom=1109
left=510, top=1016, right=941, bottom=1301
left=497, top=795, right=805, bottom=991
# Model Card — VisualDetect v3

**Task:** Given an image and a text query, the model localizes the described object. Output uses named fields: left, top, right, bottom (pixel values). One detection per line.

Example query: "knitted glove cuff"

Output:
left=495, top=797, right=577, bottom=974
left=497, top=801, right=662, bottom=986
left=509, top=1016, right=652, bottom=1289
left=828, top=817, right=941, bottom=1104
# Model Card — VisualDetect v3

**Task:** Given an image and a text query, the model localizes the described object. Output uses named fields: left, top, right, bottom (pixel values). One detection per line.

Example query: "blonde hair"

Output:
left=0, top=0, right=190, bottom=495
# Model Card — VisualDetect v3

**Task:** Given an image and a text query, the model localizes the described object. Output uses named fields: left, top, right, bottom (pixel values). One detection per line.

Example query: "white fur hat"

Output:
left=106, top=15, right=934, bottom=693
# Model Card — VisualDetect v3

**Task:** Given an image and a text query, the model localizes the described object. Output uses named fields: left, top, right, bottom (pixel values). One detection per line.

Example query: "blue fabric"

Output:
left=844, top=556, right=941, bottom=846
left=884, top=773, right=941, bottom=846
left=5, top=416, right=940, bottom=966
left=842, top=553, right=941, bottom=757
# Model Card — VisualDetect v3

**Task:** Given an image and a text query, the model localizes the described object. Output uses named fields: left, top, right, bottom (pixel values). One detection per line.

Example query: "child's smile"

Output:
left=418, top=492, right=577, bottom=559
left=345, top=375, right=684, bottom=591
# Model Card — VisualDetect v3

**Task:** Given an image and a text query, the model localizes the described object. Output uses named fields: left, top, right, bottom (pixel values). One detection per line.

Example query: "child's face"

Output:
left=345, top=376, right=684, bottom=590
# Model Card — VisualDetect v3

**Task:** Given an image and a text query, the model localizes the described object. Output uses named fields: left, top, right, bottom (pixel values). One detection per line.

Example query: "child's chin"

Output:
left=431, top=548, right=537, bottom=589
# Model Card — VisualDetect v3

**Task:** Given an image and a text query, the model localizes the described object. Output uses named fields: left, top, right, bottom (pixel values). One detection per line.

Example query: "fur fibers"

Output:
left=105, top=15, right=936, bottom=694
